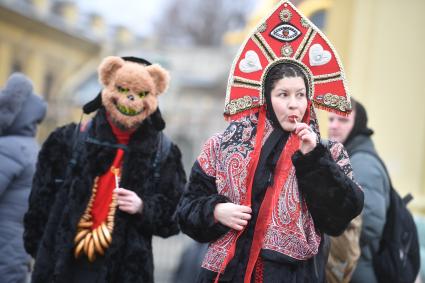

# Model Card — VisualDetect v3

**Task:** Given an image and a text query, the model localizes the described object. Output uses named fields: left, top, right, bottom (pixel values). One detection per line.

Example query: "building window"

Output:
left=173, top=135, right=193, bottom=173
left=74, top=73, right=101, bottom=106
left=310, top=9, right=327, bottom=30
left=43, top=72, right=54, bottom=101
left=11, top=60, right=22, bottom=73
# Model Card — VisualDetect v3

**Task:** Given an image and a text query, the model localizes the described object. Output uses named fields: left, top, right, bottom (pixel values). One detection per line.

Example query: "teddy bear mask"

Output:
left=97, top=56, right=170, bottom=131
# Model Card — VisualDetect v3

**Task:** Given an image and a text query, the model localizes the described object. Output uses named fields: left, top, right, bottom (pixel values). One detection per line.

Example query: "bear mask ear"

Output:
left=98, top=56, right=125, bottom=86
left=145, top=64, right=170, bottom=95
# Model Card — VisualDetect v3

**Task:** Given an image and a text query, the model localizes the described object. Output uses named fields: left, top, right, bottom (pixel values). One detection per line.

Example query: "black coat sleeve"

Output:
left=176, top=161, right=231, bottom=243
left=138, top=144, right=186, bottom=238
left=292, top=142, right=364, bottom=236
left=23, top=124, right=75, bottom=258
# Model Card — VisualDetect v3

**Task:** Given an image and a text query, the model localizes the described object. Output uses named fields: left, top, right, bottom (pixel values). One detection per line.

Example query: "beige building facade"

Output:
left=324, top=0, right=425, bottom=214
left=0, top=0, right=137, bottom=140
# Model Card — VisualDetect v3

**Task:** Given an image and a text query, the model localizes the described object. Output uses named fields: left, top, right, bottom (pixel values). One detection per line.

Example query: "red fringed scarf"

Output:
left=212, top=102, right=313, bottom=283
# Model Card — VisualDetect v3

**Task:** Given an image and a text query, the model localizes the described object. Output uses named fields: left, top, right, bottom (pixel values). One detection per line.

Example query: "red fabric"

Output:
left=107, top=114, right=136, bottom=144
left=244, top=107, right=267, bottom=208
left=224, top=106, right=260, bottom=122
left=91, top=118, right=133, bottom=229
left=244, top=133, right=300, bottom=282
left=214, top=108, right=267, bottom=283
left=254, top=258, right=264, bottom=283
left=215, top=107, right=266, bottom=283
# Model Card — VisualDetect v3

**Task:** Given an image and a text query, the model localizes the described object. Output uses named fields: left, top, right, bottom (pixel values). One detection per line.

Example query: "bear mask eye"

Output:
left=116, top=85, right=129, bottom=93
left=138, top=91, right=149, bottom=98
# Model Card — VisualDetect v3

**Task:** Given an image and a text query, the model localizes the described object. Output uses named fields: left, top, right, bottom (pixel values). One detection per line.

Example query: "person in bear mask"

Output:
left=23, top=56, right=186, bottom=283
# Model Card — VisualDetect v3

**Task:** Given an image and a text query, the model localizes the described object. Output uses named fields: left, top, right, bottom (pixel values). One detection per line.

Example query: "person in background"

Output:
left=173, top=241, right=208, bottom=283
left=328, top=97, right=390, bottom=283
left=0, top=73, right=47, bottom=283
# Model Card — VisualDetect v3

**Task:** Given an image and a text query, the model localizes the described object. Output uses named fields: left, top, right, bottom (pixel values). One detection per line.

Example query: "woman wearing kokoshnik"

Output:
left=176, top=1, right=364, bottom=282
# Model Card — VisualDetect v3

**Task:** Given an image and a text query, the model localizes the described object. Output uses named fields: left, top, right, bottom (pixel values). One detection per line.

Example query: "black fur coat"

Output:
left=23, top=108, right=186, bottom=283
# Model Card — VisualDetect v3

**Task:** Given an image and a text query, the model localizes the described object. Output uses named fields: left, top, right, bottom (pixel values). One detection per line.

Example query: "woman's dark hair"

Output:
left=264, top=63, right=309, bottom=127
left=265, top=63, right=308, bottom=95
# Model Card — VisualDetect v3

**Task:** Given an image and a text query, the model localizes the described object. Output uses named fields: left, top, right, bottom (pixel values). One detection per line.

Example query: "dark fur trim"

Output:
left=292, top=144, right=364, bottom=236
left=0, top=73, right=33, bottom=134
left=82, top=92, right=102, bottom=114
left=291, top=142, right=328, bottom=172
left=121, top=56, right=152, bottom=66
left=136, top=144, right=186, bottom=237
left=150, top=108, right=166, bottom=131
left=177, top=161, right=231, bottom=243
left=23, top=123, right=76, bottom=257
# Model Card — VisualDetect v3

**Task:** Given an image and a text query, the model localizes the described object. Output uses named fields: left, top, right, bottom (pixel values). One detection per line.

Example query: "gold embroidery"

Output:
left=257, top=22, right=267, bottom=33
left=251, top=36, right=272, bottom=63
left=225, top=96, right=255, bottom=115
left=281, top=44, right=294, bottom=57
left=280, top=9, right=292, bottom=22
left=233, top=76, right=262, bottom=87
left=298, top=30, right=317, bottom=61
left=293, top=27, right=313, bottom=59
left=314, top=77, right=343, bottom=85
left=316, top=93, right=352, bottom=112
left=313, top=71, right=342, bottom=80
left=253, top=32, right=278, bottom=61
left=232, top=83, right=262, bottom=91
left=300, top=17, right=309, bottom=28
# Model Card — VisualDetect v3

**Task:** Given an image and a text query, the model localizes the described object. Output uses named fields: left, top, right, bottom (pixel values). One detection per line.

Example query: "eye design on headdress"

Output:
left=270, top=23, right=301, bottom=42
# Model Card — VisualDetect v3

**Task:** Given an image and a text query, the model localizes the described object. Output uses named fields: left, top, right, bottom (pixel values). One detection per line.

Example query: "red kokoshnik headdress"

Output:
left=224, top=0, right=352, bottom=121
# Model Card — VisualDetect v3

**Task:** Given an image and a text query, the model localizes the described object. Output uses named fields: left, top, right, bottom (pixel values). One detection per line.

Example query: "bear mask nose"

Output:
left=127, top=94, right=135, bottom=101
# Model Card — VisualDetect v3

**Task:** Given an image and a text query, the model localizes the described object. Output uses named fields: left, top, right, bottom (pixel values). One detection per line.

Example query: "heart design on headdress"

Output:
left=309, top=44, right=332, bottom=66
left=239, top=50, right=262, bottom=73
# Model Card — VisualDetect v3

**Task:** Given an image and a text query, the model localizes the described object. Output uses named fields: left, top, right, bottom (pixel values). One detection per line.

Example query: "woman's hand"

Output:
left=295, top=122, right=317, bottom=154
left=114, top=188, right=143, bottom=215
left=213, top=203, right=252, bottom=231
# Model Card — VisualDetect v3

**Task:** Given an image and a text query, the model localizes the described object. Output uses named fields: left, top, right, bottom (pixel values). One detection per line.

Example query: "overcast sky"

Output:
left=75, top=0, right=171, bottom=36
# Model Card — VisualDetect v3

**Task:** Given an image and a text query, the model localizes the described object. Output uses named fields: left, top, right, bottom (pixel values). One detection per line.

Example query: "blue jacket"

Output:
left=347, top=135, right=391, bottom=283
left=0, top=73, right=46, bottom=283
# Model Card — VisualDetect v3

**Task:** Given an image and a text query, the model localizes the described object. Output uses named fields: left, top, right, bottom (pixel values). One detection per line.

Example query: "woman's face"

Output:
left=270, top=76, right=308, bottom=131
